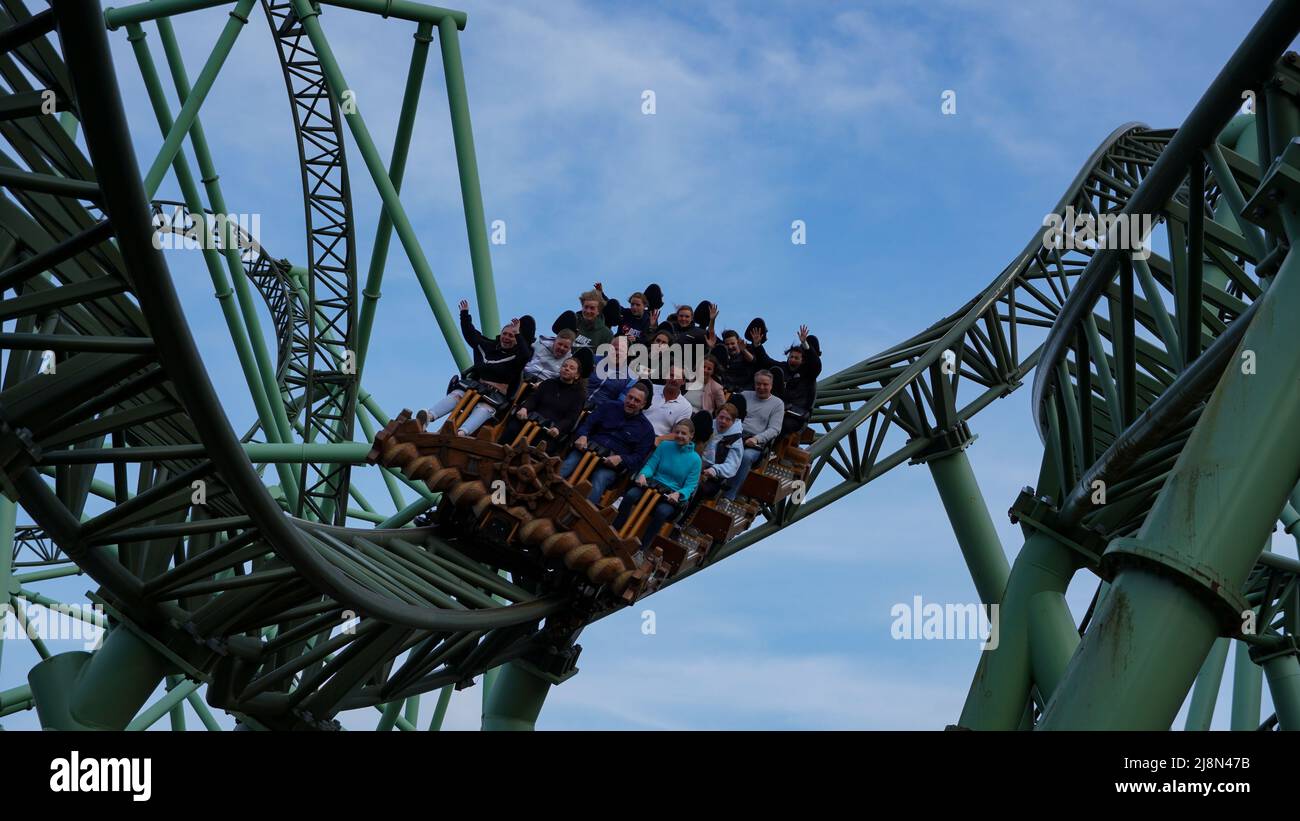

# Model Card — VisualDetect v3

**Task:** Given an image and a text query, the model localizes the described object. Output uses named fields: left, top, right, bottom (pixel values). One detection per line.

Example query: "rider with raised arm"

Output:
left=419, top=299, right=532, bottom=437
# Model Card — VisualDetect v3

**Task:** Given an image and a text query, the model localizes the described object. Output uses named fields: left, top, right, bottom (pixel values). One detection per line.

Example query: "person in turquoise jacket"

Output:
left=611, top=418, right=702, bottom=553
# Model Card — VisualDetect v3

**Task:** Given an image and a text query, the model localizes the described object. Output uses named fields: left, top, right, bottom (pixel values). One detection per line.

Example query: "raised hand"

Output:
left=458, top=299, right=469, bottom=312
left=650, top=308, right=660, bottom=326
left=798, top=324, right=809, bottom=344
left=593, top=281, right=604, bottom=293
left=749, top=326, right=763, bottom=345
left=709, top=303, right=720, bottom=321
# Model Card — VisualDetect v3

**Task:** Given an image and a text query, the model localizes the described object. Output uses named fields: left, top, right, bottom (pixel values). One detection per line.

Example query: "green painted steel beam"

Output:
left=1040, top=242, right=1300, bottom=728
left=924, top=447, right=1009, bottom=606
left=1184, top=637, right=1229, bottom=730
left=104, top=0, right=237, bottom=29
left=319, top=0, right=467, bottom=28
left=140, top=0, right=256, bottom=199
left=428, top=684, right=452, bottom=730
left=124, top=21, right=301, bottom=506
left=1230, top=631, right=1263, bottom=729
left=0, top=496, right=15, bottom=673
left=356, top=23, right=434, bottom=379
left=28, top=628, right=172, bottom=730
left=958, top=529, right=1084, bottom=729
left=289, top=0, right=470, bottom=371
left=126, top=676, right=200, bottom=731
left=1261, top=652, right=1300, bottom=730
left=439, top=16, right=499, bottom=333
left=154, top=16, right=298, bottom=450
left=481, top=662, right=552, bottom=731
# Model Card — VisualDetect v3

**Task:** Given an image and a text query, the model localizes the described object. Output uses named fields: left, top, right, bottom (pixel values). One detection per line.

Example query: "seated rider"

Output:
left=553, top=289, right=613, bottom=354
left=753, top=324, right=821, bottom=436
left=610, top=418, right=702, bottom=554
left=693, top=402, right=745, bottom=509
left=643, top=367, right=693, bottom=439
left=711, top=329, right=756, bottom=393
left=419, top=300, right=532, bottom=437
left=560, top=383, right=656, bottom=503
left=502, top=355, right=588, bottom=452
left=682, top=354, right=726, bottom=413
left=722, top=370, right=785, bottom=499
left=587, top=335, right=639, bottom=409
left=657, top=303, right=708, bottom=347
left=595, top=284, right=658, bottom=344
left=523, top=328, right=576, bottom=382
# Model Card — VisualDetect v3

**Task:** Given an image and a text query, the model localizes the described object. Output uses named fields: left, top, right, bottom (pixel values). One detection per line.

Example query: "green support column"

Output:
left=290, top=0, right=469, bottom=371
left=482, top=662, right=551, bottom=731
left=356, top=22, right=434, bottom=379
left=958, top=529, right=1084, bottom=729
left=1261, top=652, right=1300, bottom=729
left=1184, top=637, right=1230, bottom=730
left=28, top=627, right=172, bottom=730
left=1230, top=636, right=1264, bottom=729
left=438, top=16, right=499, bottom=334
left=1039, top=243, right=1300, bottom=729
left=154, top=17, right=297, bottom=451
left=0, top=496, right=16, bottom=673
left=139, top=0, right=256, bottom=199
left=925, top=447, right=1010, bottom=605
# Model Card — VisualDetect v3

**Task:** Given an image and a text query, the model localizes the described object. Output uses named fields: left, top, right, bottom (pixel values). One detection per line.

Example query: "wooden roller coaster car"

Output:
left=366, top=403, right=814, bottom=605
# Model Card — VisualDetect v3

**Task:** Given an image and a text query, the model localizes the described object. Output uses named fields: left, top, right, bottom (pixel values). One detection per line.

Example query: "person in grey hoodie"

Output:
left=684, top=403, right=745, bottom=518
left=723, top=370, right=785, bottom=500
left=523, top=329, right=576, bottom=382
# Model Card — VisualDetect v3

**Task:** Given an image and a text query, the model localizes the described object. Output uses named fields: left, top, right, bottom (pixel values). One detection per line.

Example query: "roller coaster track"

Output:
left=0, top=0, right=1295, bottom=730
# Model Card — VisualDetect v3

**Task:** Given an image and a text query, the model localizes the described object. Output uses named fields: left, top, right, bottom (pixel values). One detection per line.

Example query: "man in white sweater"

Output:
left=723, top=370, right=785, bottom=499
left=643, top=369, right=693, bottom=438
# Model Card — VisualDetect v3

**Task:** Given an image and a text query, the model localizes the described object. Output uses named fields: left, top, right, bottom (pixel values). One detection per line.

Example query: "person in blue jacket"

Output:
left=611, top=418, right=702, bottom=552
left=560, top=383, right=656, bottom=502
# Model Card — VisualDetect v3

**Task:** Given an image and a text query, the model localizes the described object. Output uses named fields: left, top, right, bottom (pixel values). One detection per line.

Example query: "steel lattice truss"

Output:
left=262, top=0, right=358, bottom=525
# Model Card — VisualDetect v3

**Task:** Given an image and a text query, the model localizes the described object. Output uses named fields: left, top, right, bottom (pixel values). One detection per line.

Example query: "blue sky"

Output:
left=3, top=0, right=1295, bottom=730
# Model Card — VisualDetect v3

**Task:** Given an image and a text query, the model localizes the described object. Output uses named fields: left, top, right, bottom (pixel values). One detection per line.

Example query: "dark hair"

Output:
left=703, top=354, right=722, bottom=381
left=627, top=382, right=651, bottom=403
left=721, top=329, right=740, bottom=341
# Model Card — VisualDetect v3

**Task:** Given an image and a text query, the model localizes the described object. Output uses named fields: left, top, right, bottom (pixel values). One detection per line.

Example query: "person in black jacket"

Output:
left=753, top=324, right=822, bottom=437
left=658, top=304, right=708, bottom=347
left=711, top=329, right=756, bottom=393
left=502, top=357, right=588, bottom=452
left=419, top=299, right=532, bottom=436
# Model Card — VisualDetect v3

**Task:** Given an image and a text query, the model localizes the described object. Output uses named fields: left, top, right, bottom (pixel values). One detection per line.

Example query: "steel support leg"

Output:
left=925, top=447, right=1010, bottom=605
left=958, top=529, right=1083, bottom=729
left=482, top=662, right=551, bottom=731
left=1040, top=243, right=1300, bottom=729
left=1184, top=637, right=1230, bottom=730
left=28, top=627, right=172, bottom=730
left=1230, top=636, right=1264, bottom=729
left=1261, top=652, right=1300, bottom=729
